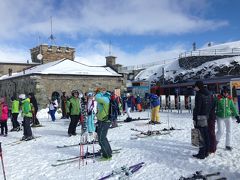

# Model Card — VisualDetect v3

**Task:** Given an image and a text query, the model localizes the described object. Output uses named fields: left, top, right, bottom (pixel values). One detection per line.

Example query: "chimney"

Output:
left=8, top=68, right=12, bottom=76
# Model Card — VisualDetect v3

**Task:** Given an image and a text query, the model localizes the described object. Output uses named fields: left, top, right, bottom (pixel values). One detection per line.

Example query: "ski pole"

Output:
left=0, top=143, right=7, bottom=180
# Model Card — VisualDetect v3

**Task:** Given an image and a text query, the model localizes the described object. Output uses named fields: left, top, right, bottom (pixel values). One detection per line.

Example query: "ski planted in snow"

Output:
left=52, top=149, right=121, bottom=167
left=179, top=171, right=227, bottom=180
left=98, top=162, right=145, bottom=180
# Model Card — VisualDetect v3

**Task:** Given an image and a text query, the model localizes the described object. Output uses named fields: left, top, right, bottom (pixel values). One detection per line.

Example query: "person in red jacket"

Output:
left=0, top=97, right=9, bottom=136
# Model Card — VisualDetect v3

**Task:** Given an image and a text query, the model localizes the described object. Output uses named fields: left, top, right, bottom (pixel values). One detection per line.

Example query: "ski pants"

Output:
left=0, top=121, right=8, bottom=135
left=151, top=105, right=160, bottom=122
left=125, top=103, right=132, bottom=118
left=208, top=119, right=216, bottom=153
left=11, top=113, right=20, bottom=129
left=97, top=121, right=112, bottom=158
left=23, top=117, right=33, bottom=137
left=87, top=113, right=95, bottom=133
left=49, top=109, right=56, bottom=121
left=216, top=117, right=232, bottom=147
left=32, top=110, right=40, bottom=125
left=197, top=126, right=210, bottom=157
left=68, top=115, right=80, bottom=135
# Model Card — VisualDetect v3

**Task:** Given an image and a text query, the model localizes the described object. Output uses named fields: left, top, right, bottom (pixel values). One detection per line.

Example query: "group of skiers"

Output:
left=192, top=80, right=240, bottom=159
left=0, top=93, right=41, bottom=141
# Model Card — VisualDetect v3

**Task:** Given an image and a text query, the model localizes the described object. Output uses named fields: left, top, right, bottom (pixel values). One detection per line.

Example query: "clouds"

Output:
left=0, top=0, right=228, bottom=39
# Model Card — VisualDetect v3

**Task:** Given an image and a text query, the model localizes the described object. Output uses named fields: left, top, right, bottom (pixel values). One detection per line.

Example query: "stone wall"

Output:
left=0, top=74, right=125, bottom=109
left=0, top=63, right=34, bottom=76
left=179, top=55, right=236, bottom=69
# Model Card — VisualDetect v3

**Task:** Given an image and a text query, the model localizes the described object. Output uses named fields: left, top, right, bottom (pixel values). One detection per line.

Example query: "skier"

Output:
left=136, top=94, right=142, bottom=112
left=86, top=92, right=96, bottom=133
left=125, top=93, right=133, bottom=121
left=148, top=93, right=160, bottom=124
left=60, top=92, right=68, bottom=119
left=49, top=96, right=58, bottom=122
left=95, top=88, right=112, bottom=160
left=109, top=92, right=120, bottom=128
left=10, top=95, right=20, bottom=131
left=67, top=90, right=81, bottom=136
left=19, top=94, right=34, bottom=141
left=0, top=97, right=8, bottom=136
left=192, top=81, right=211, bottom=159
left=216, top=86, right=240, bottom=151
left=28, top=93, right=40, bottom=126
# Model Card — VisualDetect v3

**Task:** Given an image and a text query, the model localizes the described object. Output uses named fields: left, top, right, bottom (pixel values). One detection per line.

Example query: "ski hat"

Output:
left=71, top=90, right=79, bottom=96
left=194, top=80, right=204, bottom=89
left=87, top=92, right=94, bottom=97
left=19, top=94, right=26, bottom=100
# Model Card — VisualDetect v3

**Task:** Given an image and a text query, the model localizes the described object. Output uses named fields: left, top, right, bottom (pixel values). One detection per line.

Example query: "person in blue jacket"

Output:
left=148, top=93, right=160, bottom=124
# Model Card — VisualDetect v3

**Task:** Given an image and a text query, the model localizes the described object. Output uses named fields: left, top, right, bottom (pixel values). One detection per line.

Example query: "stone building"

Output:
left=0, top=44, right=125, bottom=108
left=0, top=59, right=124, bottom=108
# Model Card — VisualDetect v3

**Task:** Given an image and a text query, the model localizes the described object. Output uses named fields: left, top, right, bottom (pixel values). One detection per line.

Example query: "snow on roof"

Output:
left=135, top=55, right=240, bottom=82
left=0, top=59, right=121, bottom=80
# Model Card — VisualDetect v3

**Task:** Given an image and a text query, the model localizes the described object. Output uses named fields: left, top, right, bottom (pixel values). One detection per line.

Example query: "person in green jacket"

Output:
left=95, top=88, right=112, bottom=160
left=216, top=86, right=240, bottom=151
left=19, top=94, right=34, bottom=141
left=67, top=90, right=81, bottom=136
left=10, top=95, right=20, bottom=131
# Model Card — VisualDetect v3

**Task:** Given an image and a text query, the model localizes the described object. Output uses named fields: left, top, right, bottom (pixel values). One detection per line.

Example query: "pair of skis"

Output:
left=119, top=117, right=149, bottom=123
left=51, top=149, right=121, bottom=167
left=130, top=128, right=171, bottom=139
left=98, top=162, right=145, bottom=180
left=5, top=136, right=41, bottom=146
left=179, top=171, right=227, bottom=180
left=56, top=140, right=99, bottom=148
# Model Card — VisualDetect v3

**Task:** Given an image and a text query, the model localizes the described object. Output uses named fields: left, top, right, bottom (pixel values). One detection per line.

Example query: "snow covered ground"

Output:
left=1, top=109, right=240, bottom=180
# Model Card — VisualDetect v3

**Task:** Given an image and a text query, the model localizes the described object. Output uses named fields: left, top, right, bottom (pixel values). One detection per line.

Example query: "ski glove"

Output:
left=235, top=116, right=240, bottom=123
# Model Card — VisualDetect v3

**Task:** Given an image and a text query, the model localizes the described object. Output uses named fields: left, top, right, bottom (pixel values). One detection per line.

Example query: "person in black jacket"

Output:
left=192, top=81, right=211, bottom=159
left=28, top=93, right=40, bottom=126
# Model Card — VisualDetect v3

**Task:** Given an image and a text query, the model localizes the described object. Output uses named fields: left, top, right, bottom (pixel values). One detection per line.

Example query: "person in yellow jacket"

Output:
left=19, top=94, right=34, bottom=141
left=10, top=95, right=21, bottom=131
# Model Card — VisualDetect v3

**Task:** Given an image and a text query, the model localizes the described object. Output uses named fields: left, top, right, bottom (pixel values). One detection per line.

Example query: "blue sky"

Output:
left=0, top=0, right=240, bottom=66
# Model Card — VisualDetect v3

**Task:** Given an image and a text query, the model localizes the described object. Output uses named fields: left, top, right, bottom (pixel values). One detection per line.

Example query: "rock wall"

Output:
left=179, top=55, right=236, bottom=69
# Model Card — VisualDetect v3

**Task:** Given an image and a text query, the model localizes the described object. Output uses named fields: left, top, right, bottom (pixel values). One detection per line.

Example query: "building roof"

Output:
left=0, top=59, right=122, bottom=80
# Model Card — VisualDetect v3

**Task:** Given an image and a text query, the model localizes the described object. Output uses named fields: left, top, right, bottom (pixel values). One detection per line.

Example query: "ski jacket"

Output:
left=193, top=88, right=211, bottom=121
left=216, top=95, right=239, bottom=118
left=30, top=95, right=38, bottom=112
left=1, top=104, right=8, bottom=121
left=87, top=99, right=96, bottom=114
left=21, top=98, right=33, bottom=118
left=149, top=94, right=160, bottom=108
left=11, top=100, right=20, bottom=113
left=49, top=99, right=58, bottom=110
left=68, top=97, right=81, bottom=116
left=95, top=92, right=110, bottom=122
left=136, top=96, right=142, bottom=104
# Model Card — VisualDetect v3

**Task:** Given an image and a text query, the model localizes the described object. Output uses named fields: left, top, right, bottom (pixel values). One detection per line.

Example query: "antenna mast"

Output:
left=109, top=40, right=112, bottom=56
left=49, top=16, right=56, bottom=45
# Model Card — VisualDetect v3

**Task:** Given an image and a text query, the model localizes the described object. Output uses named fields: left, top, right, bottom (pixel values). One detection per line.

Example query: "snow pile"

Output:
left=1, top=110, right=240, bottom=180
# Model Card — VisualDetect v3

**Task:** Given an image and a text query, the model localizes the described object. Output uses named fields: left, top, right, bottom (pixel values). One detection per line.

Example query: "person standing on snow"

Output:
left=49, top=96, right=58, bottom=122
left=109, top=92, right=120, bottom=128
left=86, top=92, right=96, bottom=134
left=148, top=93, right=160, bottom=124
left=28, top=93, right=40, bottom=126
left=0, top=97, right=9, bottom=136
left=136, top=95, right=142, bottom=112
left=20, top=94, right=34, bottom=141
left=192, top=81, right=211, bottom=159
left=95, top=88, right=112, bottom=160
left=61, top=92, right=68, bottom=119
left=124, top=93, right=133, bottom=121
left=67, top=90, right=81, bottom=136
left=216, top=86, right=240, bottom=151
left=10, top=95, right=21, bottom=132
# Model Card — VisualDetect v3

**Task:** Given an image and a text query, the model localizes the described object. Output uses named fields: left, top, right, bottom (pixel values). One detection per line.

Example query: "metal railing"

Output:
left=179, top=48, right=240, bottom=58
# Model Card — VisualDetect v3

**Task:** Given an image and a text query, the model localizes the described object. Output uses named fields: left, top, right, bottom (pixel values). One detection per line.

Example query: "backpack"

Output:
left=108, top=96, right=119, bottom=121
